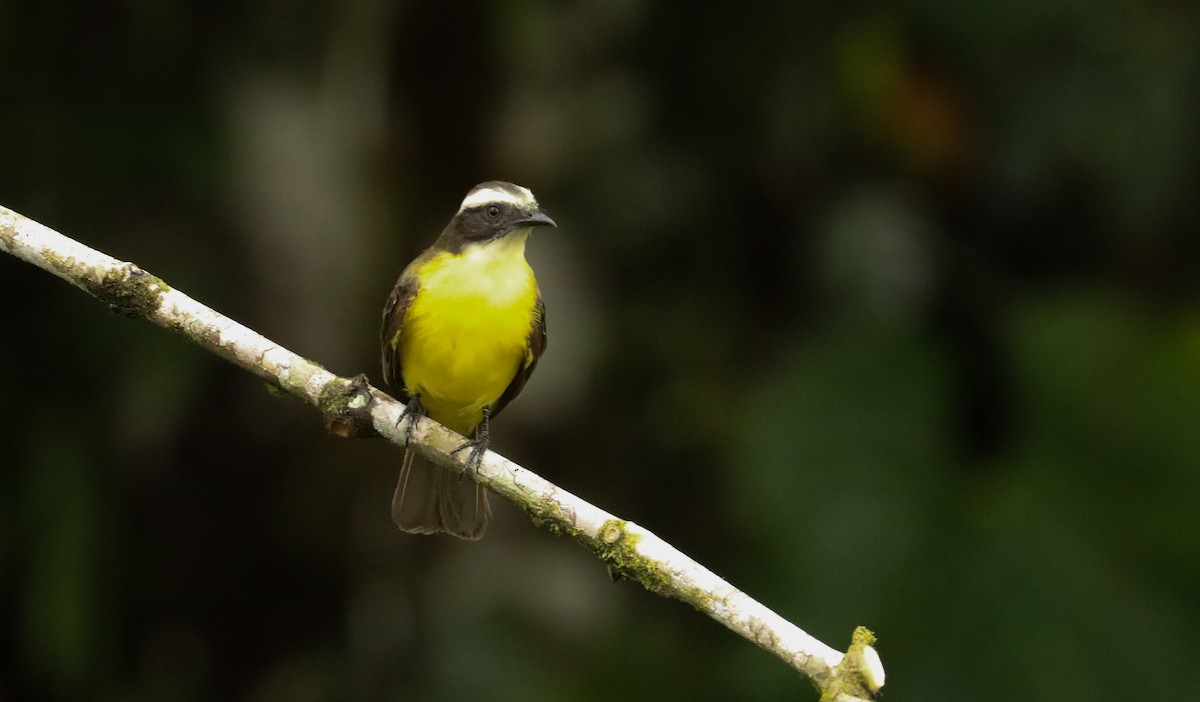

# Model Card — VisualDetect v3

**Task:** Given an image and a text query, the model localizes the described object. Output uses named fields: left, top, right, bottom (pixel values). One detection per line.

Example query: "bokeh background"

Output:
left=3, top=1, right=1199, bottom=700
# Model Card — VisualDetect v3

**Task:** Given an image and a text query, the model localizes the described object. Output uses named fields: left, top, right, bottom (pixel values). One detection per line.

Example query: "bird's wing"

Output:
left=380, top=267, right=419, bottom=399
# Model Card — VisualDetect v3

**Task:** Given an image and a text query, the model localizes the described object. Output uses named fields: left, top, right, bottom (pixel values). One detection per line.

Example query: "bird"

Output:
left=380, top=181, right=555, bottom=539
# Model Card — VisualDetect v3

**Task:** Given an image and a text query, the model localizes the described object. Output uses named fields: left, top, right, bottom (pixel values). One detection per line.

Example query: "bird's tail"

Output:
left=391, top=449, right=490, bottom=540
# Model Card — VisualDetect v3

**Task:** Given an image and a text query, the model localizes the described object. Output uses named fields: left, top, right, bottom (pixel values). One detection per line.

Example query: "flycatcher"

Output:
left=380, top=181, right=554, bottom=539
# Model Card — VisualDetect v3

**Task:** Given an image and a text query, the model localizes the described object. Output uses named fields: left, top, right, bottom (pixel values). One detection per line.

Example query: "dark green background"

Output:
left=3, top=1, right=1198, bottom=700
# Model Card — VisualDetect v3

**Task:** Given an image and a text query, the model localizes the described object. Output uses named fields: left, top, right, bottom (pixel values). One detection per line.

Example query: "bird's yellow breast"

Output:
left=399, top=233, right=537, bottom=435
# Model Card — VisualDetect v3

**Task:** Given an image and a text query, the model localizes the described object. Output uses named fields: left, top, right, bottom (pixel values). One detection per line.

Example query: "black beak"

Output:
left=517, top=208, right=557, bottom=229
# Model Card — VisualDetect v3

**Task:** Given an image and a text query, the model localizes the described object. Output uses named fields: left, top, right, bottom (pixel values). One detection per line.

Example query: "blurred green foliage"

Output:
left=3, top=1, right=1199, bottom=701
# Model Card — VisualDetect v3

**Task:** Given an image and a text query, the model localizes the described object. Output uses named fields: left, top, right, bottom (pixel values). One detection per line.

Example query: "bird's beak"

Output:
left=517, top=208, right=557, bottom=229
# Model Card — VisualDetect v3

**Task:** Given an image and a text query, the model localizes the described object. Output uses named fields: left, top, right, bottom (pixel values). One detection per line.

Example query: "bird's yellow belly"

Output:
left=399, top=247, right=536, bottom=435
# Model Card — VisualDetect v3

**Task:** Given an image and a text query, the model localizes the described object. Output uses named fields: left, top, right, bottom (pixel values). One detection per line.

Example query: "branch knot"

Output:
left=320, top=373, right=377, bottom=439
left=86, top=264, right=168, bottom=319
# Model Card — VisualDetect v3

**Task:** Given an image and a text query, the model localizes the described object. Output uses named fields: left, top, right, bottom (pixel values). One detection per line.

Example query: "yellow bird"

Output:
left=380, top=181, right=554, bottom=539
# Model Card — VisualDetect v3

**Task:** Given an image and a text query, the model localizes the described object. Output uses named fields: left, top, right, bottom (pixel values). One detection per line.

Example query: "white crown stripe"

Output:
left=457, top=185, right=537, bottom=213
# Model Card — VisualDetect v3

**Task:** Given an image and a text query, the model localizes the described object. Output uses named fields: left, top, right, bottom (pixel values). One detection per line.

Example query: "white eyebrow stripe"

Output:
left=457, top=185, right=536, bottom=212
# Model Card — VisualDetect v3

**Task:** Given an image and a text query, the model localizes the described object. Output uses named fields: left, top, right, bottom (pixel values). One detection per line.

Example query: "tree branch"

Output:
left=1, top=204, right=885, bottom=700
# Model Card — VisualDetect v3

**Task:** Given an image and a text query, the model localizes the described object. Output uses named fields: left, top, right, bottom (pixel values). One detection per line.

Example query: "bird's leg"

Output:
left=451, top=406, right=490, bottom=477
left=396, top=394, right=424, bottom=447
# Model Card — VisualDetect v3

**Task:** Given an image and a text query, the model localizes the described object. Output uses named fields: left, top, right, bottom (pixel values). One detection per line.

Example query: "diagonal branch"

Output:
left=1, top=204, right=884, bottom=701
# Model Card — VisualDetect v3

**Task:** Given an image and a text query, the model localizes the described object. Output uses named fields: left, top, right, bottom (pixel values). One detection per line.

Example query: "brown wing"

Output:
left=491, top=290, right=546, bottom=419
left=380, top=266, right=419, bottom=399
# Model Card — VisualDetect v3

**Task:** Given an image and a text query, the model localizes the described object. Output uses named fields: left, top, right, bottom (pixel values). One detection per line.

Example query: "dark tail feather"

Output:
left=391, top=449, right=490, bottom=540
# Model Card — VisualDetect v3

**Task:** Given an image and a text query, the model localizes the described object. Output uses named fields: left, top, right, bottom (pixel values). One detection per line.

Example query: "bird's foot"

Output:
left=450, top=436, right=488, bottom=477
left=451, top=408, right=490, bottom=477
left=396, top=395, right=424, bottom=446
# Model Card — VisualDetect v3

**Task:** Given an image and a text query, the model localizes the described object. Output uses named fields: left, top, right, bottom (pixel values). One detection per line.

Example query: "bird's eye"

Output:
left=486, top=205, right=501, bottom=219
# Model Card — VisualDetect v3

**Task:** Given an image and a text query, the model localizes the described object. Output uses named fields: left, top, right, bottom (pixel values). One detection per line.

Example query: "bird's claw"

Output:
left=451, top=438, right=487, bottom=478
left=396, top=395, right=424, bottom=447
